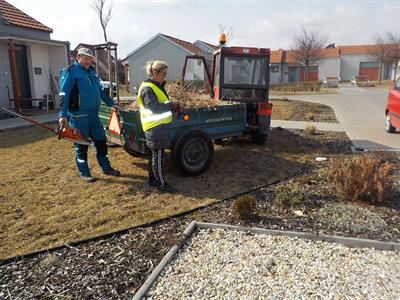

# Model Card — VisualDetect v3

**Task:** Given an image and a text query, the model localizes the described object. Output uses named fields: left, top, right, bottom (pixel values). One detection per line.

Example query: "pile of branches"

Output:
left=127, top=81, right=231, bottom=111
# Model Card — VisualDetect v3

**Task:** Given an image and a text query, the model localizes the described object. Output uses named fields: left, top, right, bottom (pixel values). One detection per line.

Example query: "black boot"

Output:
left=157, top=183, right=177, bottom=193
left=148, top=155, right=160, bottom=187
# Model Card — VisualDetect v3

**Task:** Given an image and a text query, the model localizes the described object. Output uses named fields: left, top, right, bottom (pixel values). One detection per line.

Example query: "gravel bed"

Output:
left=147, top=228, right=400, bottom=299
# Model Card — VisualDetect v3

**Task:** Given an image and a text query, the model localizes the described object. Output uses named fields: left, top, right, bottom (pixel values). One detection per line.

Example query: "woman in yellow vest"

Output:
left=137, top=60, right=182, bottom=193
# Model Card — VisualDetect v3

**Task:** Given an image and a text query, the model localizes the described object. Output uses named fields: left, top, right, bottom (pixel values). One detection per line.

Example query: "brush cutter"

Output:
left=0, top=107, right=92, bottom=145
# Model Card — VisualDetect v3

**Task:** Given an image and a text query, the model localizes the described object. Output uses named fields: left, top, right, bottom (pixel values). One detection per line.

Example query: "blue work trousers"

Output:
left=69, top=111, right=111, bottom=176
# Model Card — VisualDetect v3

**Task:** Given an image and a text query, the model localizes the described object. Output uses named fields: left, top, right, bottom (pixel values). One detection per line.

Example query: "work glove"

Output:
left=170, top=102, right=183, bottom=114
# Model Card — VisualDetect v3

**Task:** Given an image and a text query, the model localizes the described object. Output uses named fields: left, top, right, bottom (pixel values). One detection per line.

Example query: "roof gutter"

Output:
left=0, top=35, right=70, bottom=47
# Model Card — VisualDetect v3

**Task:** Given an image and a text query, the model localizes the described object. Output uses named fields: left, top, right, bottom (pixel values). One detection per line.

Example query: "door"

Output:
left=14, top=44, right=32, bottom=109
left=288, top=67, right=298, bottom=83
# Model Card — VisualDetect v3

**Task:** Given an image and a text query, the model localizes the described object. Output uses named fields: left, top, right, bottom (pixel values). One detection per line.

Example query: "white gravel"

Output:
left=146, top=228, right=400, bottom=299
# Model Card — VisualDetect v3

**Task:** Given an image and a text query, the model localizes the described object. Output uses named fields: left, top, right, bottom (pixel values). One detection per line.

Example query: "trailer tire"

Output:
left=172, top=130, right=214, bottom=176
left=251, top=133, right=268, bottom=145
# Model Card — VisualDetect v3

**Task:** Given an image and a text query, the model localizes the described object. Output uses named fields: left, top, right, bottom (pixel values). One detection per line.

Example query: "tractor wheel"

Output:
left=251, top=133, right=268, bottom=145
left=172, top=131, right=214, bottom=176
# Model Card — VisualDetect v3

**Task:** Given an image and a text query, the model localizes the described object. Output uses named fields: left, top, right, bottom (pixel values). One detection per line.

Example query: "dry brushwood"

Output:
left=234, top=195, right=256, bottom=220
left=128, top=81, right=232, bottom=111
left=328, top=154, right=394, bottom=203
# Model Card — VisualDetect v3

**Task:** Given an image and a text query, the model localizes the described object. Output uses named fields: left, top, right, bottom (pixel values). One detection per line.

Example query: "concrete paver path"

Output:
left=282, top=86, right=399, bottom=151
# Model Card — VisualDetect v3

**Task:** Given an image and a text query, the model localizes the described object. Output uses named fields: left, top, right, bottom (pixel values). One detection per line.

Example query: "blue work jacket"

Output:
left=59, top=60, right=114, bottom=118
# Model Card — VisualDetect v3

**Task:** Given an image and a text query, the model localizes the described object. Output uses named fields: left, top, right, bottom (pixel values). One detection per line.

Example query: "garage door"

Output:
left=359, top=62, right=379, bottom=81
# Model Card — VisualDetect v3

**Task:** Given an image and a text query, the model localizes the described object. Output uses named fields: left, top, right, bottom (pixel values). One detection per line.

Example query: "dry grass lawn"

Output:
left=0, top=126, right=310, bottom=260
left=270, top=99, right=296, bottom=120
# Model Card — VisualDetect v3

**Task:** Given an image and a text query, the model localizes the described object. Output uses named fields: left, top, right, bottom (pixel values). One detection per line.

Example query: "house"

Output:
left=123, top=33, right=217, bottom=93
left=270, top=44, right=397, bottom=84
left=337, top=45, right=394, bottom=81
left=0, top=0, right=69, bottom=111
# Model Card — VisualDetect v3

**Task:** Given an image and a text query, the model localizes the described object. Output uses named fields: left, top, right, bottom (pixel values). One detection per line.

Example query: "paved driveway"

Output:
left=287, top=86, right=400, bottom=151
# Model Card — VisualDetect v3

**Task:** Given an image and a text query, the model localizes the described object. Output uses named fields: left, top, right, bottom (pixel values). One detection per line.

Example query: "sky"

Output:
left=6, top=0, right=400, bottom=59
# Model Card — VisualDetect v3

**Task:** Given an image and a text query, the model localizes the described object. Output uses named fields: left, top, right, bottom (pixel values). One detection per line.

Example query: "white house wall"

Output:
left=318, top=57, right=341, bottom=80
left=269, top=64, right=281, bottom=84
left=128, top=36, right=192, bottom=92
left=30, top=43, right=51, bottom=98
left=340, top=54, right=375, bottom=81
left=0, top=41, right=13, bottom=108
left=48, top=45, right=68, bottom=86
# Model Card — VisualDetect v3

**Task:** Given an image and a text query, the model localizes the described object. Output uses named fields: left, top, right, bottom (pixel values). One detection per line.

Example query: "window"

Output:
left=223, top=56, right=266, bottom=85
left=271, top=66, right=279, bottom=73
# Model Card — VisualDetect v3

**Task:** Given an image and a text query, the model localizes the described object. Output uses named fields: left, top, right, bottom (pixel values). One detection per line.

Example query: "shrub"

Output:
left=306, top=112, right=316, bottom=121
left=305, top=125, right=317, bottom=135
left=328, top=155, right=394, bottom=203
left=234, top=195, right=256, bottom=220
left=274, top=182, right=308, bottom=208
left=270, top=82, right=322, bottom=93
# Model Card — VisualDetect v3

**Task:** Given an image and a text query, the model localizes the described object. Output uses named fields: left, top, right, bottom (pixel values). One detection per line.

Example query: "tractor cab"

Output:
left=182, top=41, right=272, bottom=144
left=211, top=46, right=270, bottom=103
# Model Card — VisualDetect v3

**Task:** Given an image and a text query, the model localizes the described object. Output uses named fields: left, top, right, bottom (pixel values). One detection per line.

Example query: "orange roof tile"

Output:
left=284, top=48, right=339, bottom=63
left=270, top=49, right=284, bottom=63
left=161, top=34, right=201, bottom=55
left=338, top=45, right=380, bottom=55
left=0, top=0, right=52, bottom=33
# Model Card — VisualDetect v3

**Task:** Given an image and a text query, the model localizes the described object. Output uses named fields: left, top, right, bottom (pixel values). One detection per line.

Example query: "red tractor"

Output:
left=182, top=42, right=272, bottom=144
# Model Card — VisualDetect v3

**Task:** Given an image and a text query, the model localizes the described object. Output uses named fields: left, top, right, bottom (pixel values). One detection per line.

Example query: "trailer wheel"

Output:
left=251, top=133, right=268, bottom=145
left=386, top=113, right=396, bottom=133
left=172, top=131, right=214, bottom=176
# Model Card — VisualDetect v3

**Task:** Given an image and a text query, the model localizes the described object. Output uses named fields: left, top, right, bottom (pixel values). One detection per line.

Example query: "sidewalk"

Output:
left=0, top=113, right=59, bottom=131
left=271, top=120, right=345, bottom=132
left=0, top=114, right=345, bottom=133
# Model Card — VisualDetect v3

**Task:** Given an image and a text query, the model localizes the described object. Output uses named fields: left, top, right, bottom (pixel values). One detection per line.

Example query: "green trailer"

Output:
left=99, top=102, right=248, bottom=176
left=100, top=45, right=273, bottom=176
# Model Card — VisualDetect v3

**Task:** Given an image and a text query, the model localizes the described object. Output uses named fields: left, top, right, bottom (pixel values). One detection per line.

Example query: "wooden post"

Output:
left=124, top=63, right=129, bottom=93
left=114, top=46, right=119, bottom=105
left=107, top=42, right=112, bottom=98
left=95, top=49, right=99, bottom=76
left=8, top=39, right=21, bottom=112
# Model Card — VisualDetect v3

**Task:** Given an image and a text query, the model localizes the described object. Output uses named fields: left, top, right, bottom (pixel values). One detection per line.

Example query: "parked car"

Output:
left=385, top=78, right=400, bottom=133
left=100, top=80, right=117, bottom=98
left=322, top=76, right=340, bottom=88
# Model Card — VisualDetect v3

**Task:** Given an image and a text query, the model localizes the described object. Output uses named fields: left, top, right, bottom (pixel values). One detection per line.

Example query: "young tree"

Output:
left=387, top=32, right=400, bottom=81
left=370, top=34, right=393, bottom=83
left=291, top=28, right=327, bottom=82
left=91, top=0, right=114, bottom=42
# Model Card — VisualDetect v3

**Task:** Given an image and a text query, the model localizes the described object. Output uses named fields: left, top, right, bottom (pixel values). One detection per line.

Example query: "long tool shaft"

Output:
left=0, top=107, right=56, bottom=133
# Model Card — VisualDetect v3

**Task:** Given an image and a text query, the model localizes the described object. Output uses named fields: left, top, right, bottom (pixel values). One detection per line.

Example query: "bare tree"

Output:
left=370, top=34, right=394, bottom=83
left=291, top=28, right=327, bottom=82
left=218, top=24, right=234, bottom=45
left=387, top=32, right=400, bottom=81
left=91, top=0, right=114, bottom=42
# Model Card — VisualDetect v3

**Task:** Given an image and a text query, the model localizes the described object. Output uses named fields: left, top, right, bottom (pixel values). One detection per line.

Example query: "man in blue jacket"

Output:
left=58, top=47, right=120, bottom=182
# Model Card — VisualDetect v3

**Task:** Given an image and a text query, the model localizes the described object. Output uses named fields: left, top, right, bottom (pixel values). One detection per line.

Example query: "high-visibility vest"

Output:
left=137, top=82, right=172, bottom=131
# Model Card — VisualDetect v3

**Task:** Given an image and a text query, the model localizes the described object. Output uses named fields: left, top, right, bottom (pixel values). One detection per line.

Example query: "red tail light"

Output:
left=129, top=132, right=135, bottom=141
left=257, top=102, right=273, bottom=116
